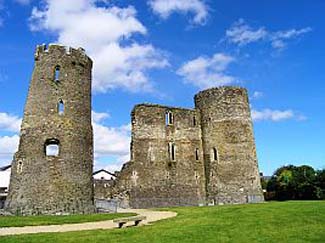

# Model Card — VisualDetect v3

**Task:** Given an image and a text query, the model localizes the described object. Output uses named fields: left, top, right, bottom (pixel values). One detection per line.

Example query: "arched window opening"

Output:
left=54, top=66, right=60, bottom=82
left=165, top=111, right=173, bottom=125
left=195, top=148, right=199, bottom=160
left=45, top=139, right=60, bottom=157
left=58, top=99, right=64, bottom=115
left=212, top=147, right=218, bottom=161
left=168, top=142, right=176, bottom=161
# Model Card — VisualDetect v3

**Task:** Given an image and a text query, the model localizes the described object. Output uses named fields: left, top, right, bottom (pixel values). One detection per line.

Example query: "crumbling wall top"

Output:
left=194, top=86, right=247, bottom=101
left=34, top=43, right=92, bottom=65
left=132, top=103, right=196, bottom=114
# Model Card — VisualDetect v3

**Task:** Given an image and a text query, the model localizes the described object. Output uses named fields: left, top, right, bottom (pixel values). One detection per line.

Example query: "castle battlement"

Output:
left=34, top=44, right=92, bottom=67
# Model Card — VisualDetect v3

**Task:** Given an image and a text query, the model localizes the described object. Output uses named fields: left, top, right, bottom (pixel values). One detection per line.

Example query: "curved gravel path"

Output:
left=0, top=209, right=177, bottom=236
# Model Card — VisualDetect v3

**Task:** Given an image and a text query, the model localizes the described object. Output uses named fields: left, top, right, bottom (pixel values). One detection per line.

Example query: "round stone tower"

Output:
left=195, top=86, right=264, bottom=205
left=5, top=44, right=95, bottom=215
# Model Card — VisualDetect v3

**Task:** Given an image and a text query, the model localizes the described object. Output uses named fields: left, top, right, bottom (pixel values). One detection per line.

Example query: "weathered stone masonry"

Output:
left=5, top=44, right=95, bottom=215
left=117, top=87, right=264, bottom=208
left=5, top=44, right=263, bottom=213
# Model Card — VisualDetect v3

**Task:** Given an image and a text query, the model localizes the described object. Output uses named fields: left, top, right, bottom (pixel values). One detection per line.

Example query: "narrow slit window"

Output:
left=193, top=116, right=196, bottom=126
left=195, top=148, right=199, bottom=160
left=165, top=111, right=173, bottom=125
left=54, top=66, right=60, bottom=82
left=169, top=143, right=176, bottom=161
left=213, top=147, right=218, bottom=161
left=58, top=99, right=64, bottom=115
left=45, top=139, right=60, bottom=157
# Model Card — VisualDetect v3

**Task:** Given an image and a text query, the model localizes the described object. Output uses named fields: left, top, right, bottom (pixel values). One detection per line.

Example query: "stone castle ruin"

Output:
left=116, top=87, right=264, bottom=208
left=5, top=44, right=263, bottom=215
left=5, top=45, right=94, bottom=215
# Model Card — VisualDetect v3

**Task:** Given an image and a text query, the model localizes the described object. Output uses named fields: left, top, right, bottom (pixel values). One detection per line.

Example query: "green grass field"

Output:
left=1, top=201, right=324, bottom=243
left=0, top=213, right=135, bottom=228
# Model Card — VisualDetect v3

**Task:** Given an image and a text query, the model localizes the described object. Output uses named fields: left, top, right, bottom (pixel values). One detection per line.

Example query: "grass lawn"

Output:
left=1, top=201, right=325, bottom=243
left=0, top=213, right=136, bottom=228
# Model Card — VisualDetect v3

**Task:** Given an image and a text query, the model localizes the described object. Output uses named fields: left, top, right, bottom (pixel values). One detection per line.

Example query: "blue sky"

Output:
left=0, top=0, right=324, bottom=175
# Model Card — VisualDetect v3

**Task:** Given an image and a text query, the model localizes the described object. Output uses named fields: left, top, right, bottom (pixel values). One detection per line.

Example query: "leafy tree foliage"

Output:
left=264, top=165, right=325, bottom=200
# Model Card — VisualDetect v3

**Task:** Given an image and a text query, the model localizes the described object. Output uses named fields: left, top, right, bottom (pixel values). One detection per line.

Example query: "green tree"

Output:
left=266, top=165, right=322, bottom=201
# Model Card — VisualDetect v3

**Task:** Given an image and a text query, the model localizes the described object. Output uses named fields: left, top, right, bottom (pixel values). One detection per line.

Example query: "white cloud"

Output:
left=29, top=0, right=168, bottom=93
left=0, top=112, right=22, bottom=132
left=0, top=135, right=19, bottom=166
left=148, top=0, right=208, bottom=25
left=92, top=110, right=130, bottom=168
left=92, top=42, right=168, bottom=93
left=251, top=109, right=299, bottom=122
left=270, top=27, right=312, bottom=49
left=92, top=109, right=130, bottom=162
left=177, top=53, right=236, bottom=89
left=93, top=117, right=130, bottom=163
left=104, top=163, right=124, bottom=173
left=92, top=111, right=110, bottom=123
left=225, top=19, right=312, bottom=50
left=252, top=91, right=263, bottom=99
left=226, top=19, right=267, bottom=46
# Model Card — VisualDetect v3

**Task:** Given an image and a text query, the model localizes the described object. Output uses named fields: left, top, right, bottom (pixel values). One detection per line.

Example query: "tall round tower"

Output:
left=5, top=44, right=94, bottom=215
left=195, top=86, right=264, bottom=205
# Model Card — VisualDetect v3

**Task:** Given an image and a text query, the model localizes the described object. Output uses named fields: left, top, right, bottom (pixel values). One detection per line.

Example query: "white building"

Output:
left=0, top=165, right=11, bottom=208
left=93, top=169, right=116, bottom=181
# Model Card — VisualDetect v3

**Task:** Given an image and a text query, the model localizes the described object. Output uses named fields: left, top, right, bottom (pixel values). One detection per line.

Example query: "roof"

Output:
left=93, top=169, right=116, bottom=177
left=0, top=165, right=11, bottom=171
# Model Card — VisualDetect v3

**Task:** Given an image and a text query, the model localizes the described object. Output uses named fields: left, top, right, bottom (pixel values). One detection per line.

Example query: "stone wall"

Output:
left=117, top=104, right=206, bottom=208
left=94, top=179, right=117, bottom=199
left=5, top=44, right=95, bottom=215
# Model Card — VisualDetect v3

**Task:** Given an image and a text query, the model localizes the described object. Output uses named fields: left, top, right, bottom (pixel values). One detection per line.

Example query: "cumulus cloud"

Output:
left=226, top=19, right=267, bottom=46
left=225, top=19, right=312, bottom=50
left=270, top=27, right=312, bottom=49
left=29, top=0, right=169, bottom=93
left=148, top=0, right=208, bottom=25
left=92, top=109, right=130, bottom=170
left=92, top=111, right=110, bottom=123
left=177, top=53, right=236, bottom=89
left=251, top=109, right=303, bottom=122
left=92, top=110, right=130, bottom=170
left=94, top=122, right=130, bottom=158
left=0, top=112, right=22, bottom=132
left=0, top=135, right=19, bottom=166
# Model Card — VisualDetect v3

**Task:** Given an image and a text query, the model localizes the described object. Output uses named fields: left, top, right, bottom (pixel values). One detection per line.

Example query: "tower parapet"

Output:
left=5, top=44, right=94, bottom=215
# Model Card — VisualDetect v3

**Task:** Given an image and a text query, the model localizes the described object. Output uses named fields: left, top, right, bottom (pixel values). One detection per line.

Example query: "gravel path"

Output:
left=0, top=209, right=177, bottom=236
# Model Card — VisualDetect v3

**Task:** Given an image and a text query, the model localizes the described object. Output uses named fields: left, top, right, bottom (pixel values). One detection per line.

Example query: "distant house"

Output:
left=0, top=165, right=11, bottom=209
left=93, top=169, right=116, bottom=181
